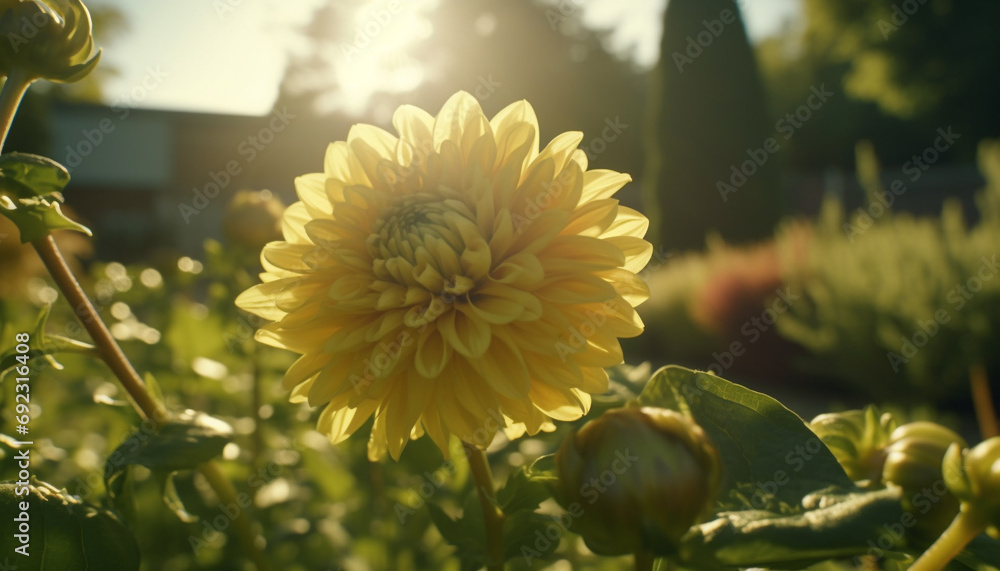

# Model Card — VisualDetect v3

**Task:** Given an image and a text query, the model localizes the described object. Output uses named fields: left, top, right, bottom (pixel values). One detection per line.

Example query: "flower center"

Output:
left=367, top=194, right=484, bottom=307
left=369, top=199, right=459, bottom=261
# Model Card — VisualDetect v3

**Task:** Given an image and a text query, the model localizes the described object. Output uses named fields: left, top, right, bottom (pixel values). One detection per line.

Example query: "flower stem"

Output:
left=200, top=461, right=271, bottom=571
left=0, top=70, right=34, bottom=152
left=907, top=509, right=986, bottom=571
left=634, top=549, right=655, bottom=571
left=32, top=235, right=271, bottom=571
left=33, top=235, right=168, bottom=418
left=462, top=441, right=505, bottom=571
left=970, top=364, right=998, bottom=438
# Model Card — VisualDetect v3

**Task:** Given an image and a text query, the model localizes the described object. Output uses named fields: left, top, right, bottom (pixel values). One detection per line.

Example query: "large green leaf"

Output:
left=0, top=480, right=140, bottom=571
left=637, top=365, right=854, bottom=508
left=679, top=486, right=1000, bottom=570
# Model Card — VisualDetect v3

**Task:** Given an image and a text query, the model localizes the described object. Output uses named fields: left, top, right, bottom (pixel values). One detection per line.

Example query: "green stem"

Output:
left=908, top=509, right=986, bottom=571
left=200, top=461, right=271, bottom=571
left=250, top=342, right=262, bottom=475
left=462, top=441, right=505, bottom=571
left=32, top=235, right=271, bottom=571
left=34, top=235, right=168, bottom=419
left=634, top=549, right=655, bottom=571
left=970, top=364, right=999, bottom=439
left=0, top=70, right=33, bottom=152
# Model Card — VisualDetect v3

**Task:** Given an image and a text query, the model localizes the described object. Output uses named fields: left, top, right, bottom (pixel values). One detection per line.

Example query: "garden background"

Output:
left=1, top=1, right=999, bottom=570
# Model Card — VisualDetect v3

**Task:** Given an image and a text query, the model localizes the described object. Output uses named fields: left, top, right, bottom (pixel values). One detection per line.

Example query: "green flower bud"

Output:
left=882, top=422, right=967, bottom=493
left=810, top=406, right=896, bottom=484
left=883, top=422, right=966, bottom=539
left=223, top=189, right=285, bottom=250
left=0, top=0, right=101, bottom=82
left=943, top=437, right=1000, bottom=537
left=554, top=406, right=721, bottom=556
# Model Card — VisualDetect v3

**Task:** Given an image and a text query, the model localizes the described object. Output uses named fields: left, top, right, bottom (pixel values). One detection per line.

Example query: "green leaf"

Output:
left=2, top=199, right=92, bottom=243
left=159, top=471, right=197, bottom=523
left=503, top=510, right=560, bottom=565
left=957, top=533, right=1000, bottom=571
left=104, top=410, right=232, bottom=519
left=0, top=153, right=91, bottom=241
left=106, top=410, right=233, bottom=475
left=524, top=454, right=559, bottom=500
left=497, top=467, right=551, bottom=515
left=0, top=480, right=140, bottom=571
left=427, top=495, right=487, bottom=571
left=0, top=304, right=96, bottom=382
left=678, top=485, right=1000, bottom=570
left=681, top=487, right=903, bottom=569
left=637, top=365, right=854, bottom=508
left=0, top=153, right=71, bottom=198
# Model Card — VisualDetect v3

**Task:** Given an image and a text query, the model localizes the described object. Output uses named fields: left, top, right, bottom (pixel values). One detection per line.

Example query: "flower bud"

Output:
left=882, top=422, right=967, bottom=493
left=883, top=422, right=966, bottom=539
left=554, top=406, right=720, bottom=556
left=0, top=0, right=100, bottom=82
left=223, top=189, right=285, bottom=250
left=943, top=437, right=1000, bottom=537
left=810, top=406, right=896, bottom=484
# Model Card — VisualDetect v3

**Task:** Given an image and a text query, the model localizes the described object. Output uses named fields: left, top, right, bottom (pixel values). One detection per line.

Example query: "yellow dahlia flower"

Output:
left=236, top=92, right=652, bottom=460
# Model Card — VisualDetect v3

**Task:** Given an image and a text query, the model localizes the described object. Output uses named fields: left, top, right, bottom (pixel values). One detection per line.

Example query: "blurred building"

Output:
left=48, top=100, right=350, bottom=260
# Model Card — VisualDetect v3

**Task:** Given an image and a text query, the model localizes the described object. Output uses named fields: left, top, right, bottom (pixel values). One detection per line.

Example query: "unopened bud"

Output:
left=883, top=422, right=966, bottom=493
left=810, top=406, right=896, bottom=484
left=554, top=406, right=720, bottom=556
left=0, top=0, right=101, bottom=82
left=223, top=189, right=285, bottom=250
left=944, top=437, right=1000, bottom=538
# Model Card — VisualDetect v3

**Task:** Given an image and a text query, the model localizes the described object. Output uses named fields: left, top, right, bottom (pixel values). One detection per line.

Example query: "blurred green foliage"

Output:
left=775, top=141, right=1000, bottom=401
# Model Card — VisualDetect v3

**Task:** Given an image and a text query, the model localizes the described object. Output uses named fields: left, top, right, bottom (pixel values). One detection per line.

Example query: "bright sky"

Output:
left=91, top=0, right=801, bottom=117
